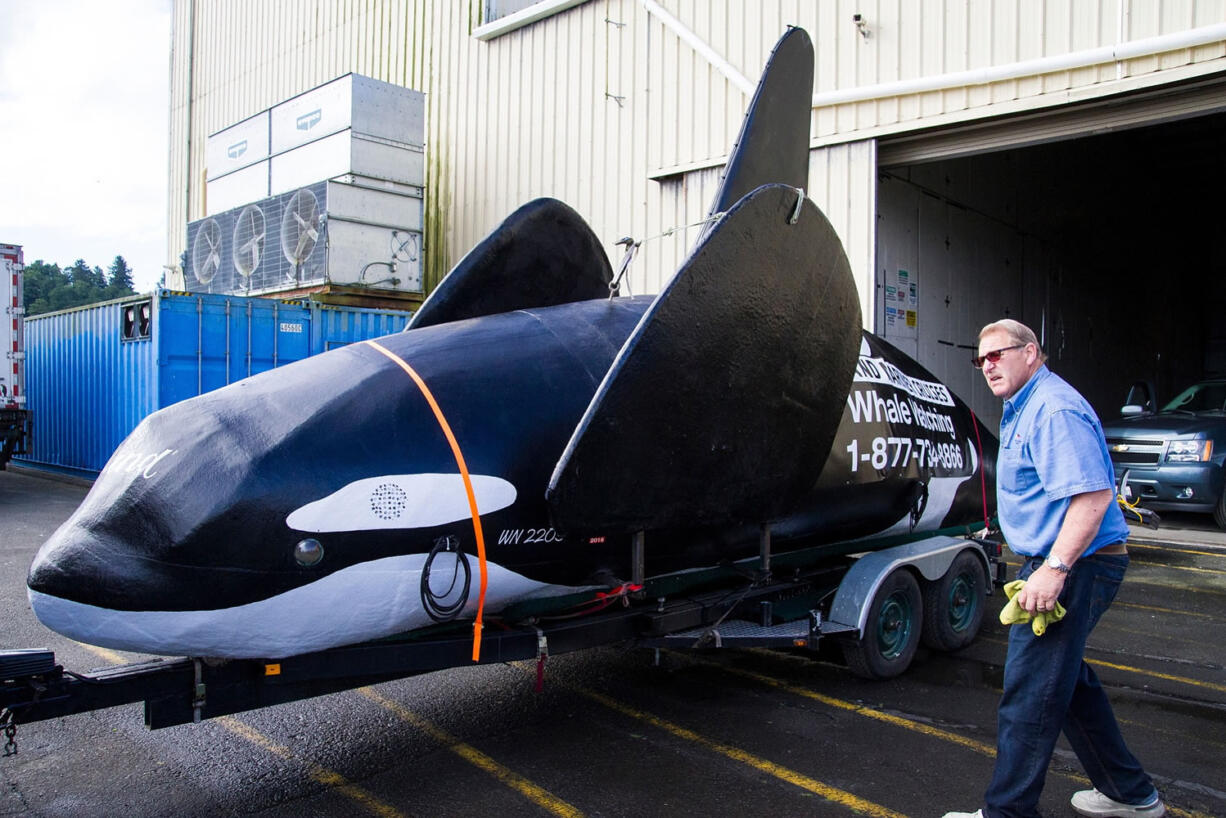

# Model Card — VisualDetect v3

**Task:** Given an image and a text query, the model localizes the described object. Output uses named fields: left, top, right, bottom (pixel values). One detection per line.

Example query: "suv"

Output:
left=1102, top=380, right=1226, bottom=528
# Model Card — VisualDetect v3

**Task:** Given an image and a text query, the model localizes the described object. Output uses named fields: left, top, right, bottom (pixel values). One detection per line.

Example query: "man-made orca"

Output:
left=27, top=28, right=998, bottom=660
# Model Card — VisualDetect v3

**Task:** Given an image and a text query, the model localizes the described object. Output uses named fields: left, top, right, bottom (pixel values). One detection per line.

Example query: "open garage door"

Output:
left=875, top=77, right=1226, bottom=428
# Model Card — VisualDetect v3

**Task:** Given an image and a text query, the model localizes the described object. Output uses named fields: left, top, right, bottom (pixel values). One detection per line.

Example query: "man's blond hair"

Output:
left=979, top=319, right=1048, bottom=363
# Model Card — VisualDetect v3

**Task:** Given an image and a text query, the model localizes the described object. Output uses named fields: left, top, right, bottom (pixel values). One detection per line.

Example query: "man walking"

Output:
left=944, top=319, right=1163, bottom=818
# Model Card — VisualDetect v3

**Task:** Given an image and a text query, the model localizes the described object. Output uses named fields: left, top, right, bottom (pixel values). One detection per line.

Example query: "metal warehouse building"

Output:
left=166, top=0, right=1226, bottom=428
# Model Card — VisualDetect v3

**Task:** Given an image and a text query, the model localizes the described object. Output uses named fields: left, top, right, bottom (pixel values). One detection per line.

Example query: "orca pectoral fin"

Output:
left=408, top=198, right=613, bottom=329
left=706, top=27, right=814, bottom=220
left=547, top=184, right=862, bottom=534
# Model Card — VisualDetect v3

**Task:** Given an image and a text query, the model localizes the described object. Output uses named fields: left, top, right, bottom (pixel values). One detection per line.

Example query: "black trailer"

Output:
left=2, top=533, right=1003, bottom=755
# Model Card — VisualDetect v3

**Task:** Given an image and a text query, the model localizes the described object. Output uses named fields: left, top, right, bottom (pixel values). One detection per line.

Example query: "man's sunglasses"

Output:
left=972, top=344, right=1024, bottom=369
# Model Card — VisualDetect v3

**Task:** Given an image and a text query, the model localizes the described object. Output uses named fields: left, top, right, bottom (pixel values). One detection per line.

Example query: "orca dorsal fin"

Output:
left=407, top=198, right=613, bottom=330
left=706, top=27, right=814, bottom=219
left=546, top=184, right=862, bottom=534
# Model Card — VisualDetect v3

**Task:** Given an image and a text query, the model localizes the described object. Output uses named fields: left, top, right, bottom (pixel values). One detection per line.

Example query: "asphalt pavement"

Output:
left=2, top=467, right=1225, bottom=818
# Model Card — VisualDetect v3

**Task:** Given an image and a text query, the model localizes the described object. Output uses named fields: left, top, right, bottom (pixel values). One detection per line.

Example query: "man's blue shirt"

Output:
left=996, top=365, right=1129, bottom=557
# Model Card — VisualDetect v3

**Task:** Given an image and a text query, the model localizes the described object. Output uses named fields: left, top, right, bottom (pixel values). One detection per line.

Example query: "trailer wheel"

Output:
left=921, top=550, right=987, bottom=652
left=843, top=569, right=922, bottom=680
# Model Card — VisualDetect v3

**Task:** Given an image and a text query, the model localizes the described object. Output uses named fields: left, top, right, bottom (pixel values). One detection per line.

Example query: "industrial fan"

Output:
left=280, top=188, right=322, bottom=284
left=190, top=219, right=223, bottom=286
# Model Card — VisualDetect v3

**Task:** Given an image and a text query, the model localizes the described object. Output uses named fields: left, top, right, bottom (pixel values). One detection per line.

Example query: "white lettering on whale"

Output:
left=853, top=355, right=955, bottom=407
left=104, top=448, right=178, bottom=479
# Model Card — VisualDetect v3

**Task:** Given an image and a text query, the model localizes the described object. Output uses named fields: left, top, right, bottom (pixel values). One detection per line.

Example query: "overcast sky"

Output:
left=0, top=0, right=172, bottom=292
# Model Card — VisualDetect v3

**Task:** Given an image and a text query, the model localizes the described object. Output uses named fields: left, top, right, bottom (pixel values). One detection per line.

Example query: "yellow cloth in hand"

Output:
left=999, top=579, right=1066, bottom=636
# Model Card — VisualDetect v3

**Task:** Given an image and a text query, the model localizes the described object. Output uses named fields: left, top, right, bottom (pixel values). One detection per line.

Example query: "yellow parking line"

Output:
left=1137, top=563, right=1226, bottom=577
left=68, top=644, right=400, bottom=817
left=712, top=652, right=1213, bottom=818
left=358, top=687, right=583, bottom=818
left=1087, top=658, right=1226, bottom=695
left=1116, top=712, right=1226, bottom=750
left=73, top=641, right=128, bottom=665
left=1122, top=581, right=1226, bottom=597
left=1127, top=542, right=1226, bottom=558
left=1113, top=601, right=1216, bottom=619
left=709, top=659, right=996, bottom=756
left=570, top=683, right=906, bottom=818
left=217, top=716, right=403, bottom=818
left=1094, top=620, right=1219, bottom=651
left=982, top=638, right=1226, bottom=695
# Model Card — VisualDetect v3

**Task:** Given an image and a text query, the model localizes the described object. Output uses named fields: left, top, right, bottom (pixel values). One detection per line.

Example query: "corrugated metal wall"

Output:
left=23, top=297, right=160, bottom=474
left=168, top=0, right=1226, bottom=317
left=808, top=140, right=877, bottom=318
left=648, top=141, right=877, bottom=308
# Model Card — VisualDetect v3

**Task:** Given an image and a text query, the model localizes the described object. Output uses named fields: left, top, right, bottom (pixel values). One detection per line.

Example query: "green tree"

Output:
left=105, top=255, right=136, bottom=299
left=22, top=261, right=64, bottom=314
left=66, top=259, right=97, bottom=289
left=23, top=256, right=138, bottom=316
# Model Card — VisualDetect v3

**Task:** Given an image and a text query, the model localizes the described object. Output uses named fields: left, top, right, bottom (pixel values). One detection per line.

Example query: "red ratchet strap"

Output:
left=364, top=340, right=490, bottom=662
left=595, top=583, right=643, bottom=601
left=969, top=409, right=990, bottom=531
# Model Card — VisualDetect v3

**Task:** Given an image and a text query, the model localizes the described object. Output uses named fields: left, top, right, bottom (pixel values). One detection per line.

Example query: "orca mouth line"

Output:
left=28, top=555, right=593, bottom=660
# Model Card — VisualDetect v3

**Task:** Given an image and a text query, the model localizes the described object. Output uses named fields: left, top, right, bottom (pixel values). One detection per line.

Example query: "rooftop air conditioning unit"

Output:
left=186, top=180, right=422, bottom=295
left=194, top=74, right=425, bottom=298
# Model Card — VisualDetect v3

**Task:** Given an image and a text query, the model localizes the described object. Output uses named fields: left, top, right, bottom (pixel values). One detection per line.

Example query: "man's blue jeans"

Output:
left=983, top=552, right=1158, bottom=818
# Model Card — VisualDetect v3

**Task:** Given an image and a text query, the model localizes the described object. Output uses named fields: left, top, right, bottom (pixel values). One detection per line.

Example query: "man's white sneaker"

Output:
left=1071, top=788, right=1166, bottom=818
left=940, top=811, right=983, bottom=818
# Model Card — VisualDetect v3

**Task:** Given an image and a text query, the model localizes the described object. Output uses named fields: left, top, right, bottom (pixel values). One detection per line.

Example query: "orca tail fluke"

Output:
left=547, top=184, right=861, bottom=534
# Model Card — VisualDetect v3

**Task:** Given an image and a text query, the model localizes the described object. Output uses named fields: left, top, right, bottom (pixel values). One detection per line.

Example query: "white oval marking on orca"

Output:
left=285, top=473, right=517, bottom=533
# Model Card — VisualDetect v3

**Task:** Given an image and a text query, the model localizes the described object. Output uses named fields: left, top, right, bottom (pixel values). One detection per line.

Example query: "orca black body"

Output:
left=27, top=29, right=998, bottom=659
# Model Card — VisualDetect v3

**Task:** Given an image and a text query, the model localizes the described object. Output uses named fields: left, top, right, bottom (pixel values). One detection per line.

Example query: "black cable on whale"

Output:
left=420, top=536, right=471, bottom=622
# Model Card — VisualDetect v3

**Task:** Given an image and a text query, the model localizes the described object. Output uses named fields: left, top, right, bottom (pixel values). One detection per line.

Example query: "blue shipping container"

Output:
left=20, top=290, right=410, bottom=476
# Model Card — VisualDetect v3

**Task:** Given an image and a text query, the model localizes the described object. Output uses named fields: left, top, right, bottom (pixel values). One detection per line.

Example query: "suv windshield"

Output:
left=1162, top=382, right=1226, bottom=413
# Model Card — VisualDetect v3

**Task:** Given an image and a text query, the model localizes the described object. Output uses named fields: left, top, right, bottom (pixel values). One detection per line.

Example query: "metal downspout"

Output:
left=640, top=1, right=1226, bottom=111
left=810, top=22, right=1226, bottom=108
left=184, top=0, right=195, bottom=227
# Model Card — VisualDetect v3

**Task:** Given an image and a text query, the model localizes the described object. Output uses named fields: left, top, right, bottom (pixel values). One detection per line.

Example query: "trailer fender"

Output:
left=827, top=536, right=990, bottom=637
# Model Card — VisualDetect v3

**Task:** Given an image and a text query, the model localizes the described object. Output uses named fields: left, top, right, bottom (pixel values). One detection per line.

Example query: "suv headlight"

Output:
left=1166, top=439, right=1213, bottom=462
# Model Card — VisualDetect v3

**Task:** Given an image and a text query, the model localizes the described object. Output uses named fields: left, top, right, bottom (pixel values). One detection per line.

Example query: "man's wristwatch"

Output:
left=1044, top=554, right=1072, bottom=574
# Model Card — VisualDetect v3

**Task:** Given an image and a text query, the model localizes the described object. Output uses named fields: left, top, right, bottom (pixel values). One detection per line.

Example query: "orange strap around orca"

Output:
left=364, top=340, right=489, bottom=661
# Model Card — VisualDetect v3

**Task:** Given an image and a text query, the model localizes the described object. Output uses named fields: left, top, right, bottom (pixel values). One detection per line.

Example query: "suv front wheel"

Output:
left=1213, top=488, right=1226, bottom=529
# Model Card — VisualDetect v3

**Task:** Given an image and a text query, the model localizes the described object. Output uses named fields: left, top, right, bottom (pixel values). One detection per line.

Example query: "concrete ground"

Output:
left=2, top=467, right=1224, bottom=818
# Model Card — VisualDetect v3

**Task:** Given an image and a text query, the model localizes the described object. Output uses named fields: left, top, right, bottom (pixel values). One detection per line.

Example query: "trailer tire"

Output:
left=843, top=569, right=922, bottom=680
left=921, top=550, right=987, bottom=652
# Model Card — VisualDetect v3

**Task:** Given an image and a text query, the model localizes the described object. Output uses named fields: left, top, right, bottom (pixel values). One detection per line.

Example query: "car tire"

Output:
left=1213, top=488, right=1226, bottom=530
